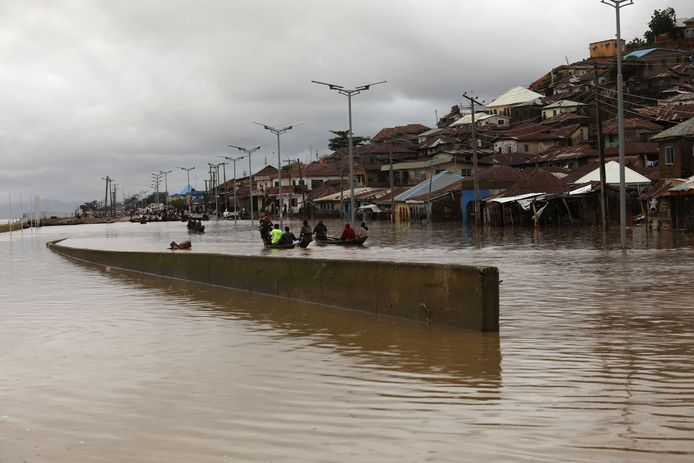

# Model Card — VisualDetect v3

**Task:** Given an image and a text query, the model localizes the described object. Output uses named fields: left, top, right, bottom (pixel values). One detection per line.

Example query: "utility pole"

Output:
left=283, top=159, right=294, bottom=218
left=220, top=162, right=228, bottom=212
left=602, top=0, right=632, bottom=249
left=296, top=158, right=307, bottom=219
left=102, top=176, right=111, bottom=214
left=111, top=183, right=118, bottom=217
left=159, top=170, right=172, bottom=207
left=312, top=79, right=386, bottom=228
left=389, top=141, right=395, bottom=222
left=220, top=155, right=244, bottom=224
left=462, top=92, right=483, bottom=227
left=208, top=162, right=223, bottom=219
left=229, top=144, right=263, bottom=226
left=151, top=173, right=162, bottom=208
left=593, top=62, right=608, bottom=231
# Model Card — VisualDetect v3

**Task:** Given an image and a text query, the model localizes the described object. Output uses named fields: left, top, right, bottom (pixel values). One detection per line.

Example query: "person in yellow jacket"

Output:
left=270, top=224, right=283, bottom=245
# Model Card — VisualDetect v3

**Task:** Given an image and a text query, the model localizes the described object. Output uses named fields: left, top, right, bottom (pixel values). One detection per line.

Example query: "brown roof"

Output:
left=635, top=104, right=694, bottom=123
left=498, top=169, right=568, bottom=197
left=541, top=112, right=592, bottom=126
left=371, top=124, right=430, bottom=143
left=602, top=117, right=664, bottom=134
left=604, top=142, right=659, bottom=156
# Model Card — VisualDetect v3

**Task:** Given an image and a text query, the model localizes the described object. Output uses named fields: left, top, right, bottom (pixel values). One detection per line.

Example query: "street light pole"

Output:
left=229, top=144, right=262, bottom=226
left=602, top=0, right=632, bottom=250
left=311, top=80, right=386, bottom=227
left=220, top=155, right=245, bottom=224
left=254, top=121, right=300, bottom=228
left=177, top=166, right=196, bottom=211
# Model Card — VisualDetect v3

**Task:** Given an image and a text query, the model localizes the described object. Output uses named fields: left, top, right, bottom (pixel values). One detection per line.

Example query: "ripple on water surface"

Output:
left=1, top=221, right=693, bottom=461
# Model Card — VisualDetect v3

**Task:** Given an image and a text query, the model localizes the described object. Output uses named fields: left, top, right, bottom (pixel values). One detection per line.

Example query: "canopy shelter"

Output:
left=573, top=161, right=651, bottom=185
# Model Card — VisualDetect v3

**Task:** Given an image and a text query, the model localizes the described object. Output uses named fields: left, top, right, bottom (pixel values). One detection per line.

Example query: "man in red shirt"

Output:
left=340, top=223, right=357, bottom=240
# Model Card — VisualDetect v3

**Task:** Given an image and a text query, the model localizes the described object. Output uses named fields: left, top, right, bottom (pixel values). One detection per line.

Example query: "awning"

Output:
left=357, top=204, right=383, bottom=213
left=489, top=192, right=545, bottom=204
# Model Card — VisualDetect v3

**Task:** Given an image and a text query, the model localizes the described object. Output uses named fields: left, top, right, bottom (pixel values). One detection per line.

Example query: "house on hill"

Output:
left=589, top=38, right=625, bottom=59
left=623, top=48, right=692, bottom=79
left=487, top=87, right=545, bottom=123
left=650, top=117, right=694, bottom=178
left=371, top=124, right=430, bottom=144
left=449, top=112, right=511, bottom=128
left=541, top=100, right=585, bottom=120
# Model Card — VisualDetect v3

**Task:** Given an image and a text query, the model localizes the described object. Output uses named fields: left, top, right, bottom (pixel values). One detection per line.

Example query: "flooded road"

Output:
left=1, top=219, right=693, bottom=462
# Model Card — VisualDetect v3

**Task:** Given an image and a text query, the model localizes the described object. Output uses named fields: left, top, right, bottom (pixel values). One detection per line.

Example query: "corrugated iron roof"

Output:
left=650, top=117, right=694, bottom=140
left=394, top=171, right=464, bottom=201
left=487, top=87, right=544, bottom=108
left=573, top=161, right=651, bottom=185
left=543, top=100, right=586, bottom=110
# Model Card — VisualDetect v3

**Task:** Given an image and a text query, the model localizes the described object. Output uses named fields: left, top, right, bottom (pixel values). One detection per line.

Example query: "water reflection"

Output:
left=90, top=262, right=502, bottom=390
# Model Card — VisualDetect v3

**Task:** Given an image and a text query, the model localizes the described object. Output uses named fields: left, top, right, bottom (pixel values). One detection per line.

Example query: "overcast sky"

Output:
left=0, top=0, right=691, bottom=213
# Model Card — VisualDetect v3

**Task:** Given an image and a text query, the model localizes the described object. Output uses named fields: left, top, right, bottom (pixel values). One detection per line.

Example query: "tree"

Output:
left=80, top=200, right=99, bottom=212
left=608, top=58, right=643, bottom=81
left=328, top=130, right=370, bottom=151
left=644, top=8, right=678, bottom=42
left=626, top=36, right=647, bottom=51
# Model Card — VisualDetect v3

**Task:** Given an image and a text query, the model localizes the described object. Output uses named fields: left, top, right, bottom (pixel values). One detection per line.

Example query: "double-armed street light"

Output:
left=253, top=122, right=302, bottom=227
left=178, top=166, right=196, bottom=211
left=601, top=0, right=632, bottom=250
left=311, top=80, right=386, bottom=227
left=178, top=166, right=196, bottom=191
left=220, top=154, right=246, bottom=224
left=229, top=144, right=263, bottom=226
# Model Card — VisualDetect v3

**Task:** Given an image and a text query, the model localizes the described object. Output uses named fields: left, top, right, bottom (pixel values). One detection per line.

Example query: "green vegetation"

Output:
left=328, top=130, right=370, bottom=151
left=645, top=7, right=679, bottom=42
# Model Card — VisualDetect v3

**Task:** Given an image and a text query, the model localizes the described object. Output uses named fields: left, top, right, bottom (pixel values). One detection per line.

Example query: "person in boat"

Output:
left=357, top=221, right=368, bottom=239
left=278, top=226, right=297, bottom=246
left=341, top=223, right=357, bottom=241
left=299, top=220, right=312, bottom=247
left=259, top=214, right=273, bottom=244
left=270, top=224, right=283, bottom=245
left=313, top=220, right=327, bottom=241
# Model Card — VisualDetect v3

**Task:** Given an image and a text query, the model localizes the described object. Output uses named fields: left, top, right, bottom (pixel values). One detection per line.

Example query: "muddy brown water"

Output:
left=1, top=219, right=693, bottom=462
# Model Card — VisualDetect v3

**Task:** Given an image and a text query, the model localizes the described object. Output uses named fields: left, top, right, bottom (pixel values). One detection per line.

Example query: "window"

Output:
left=665, top=146, right=675, bottom=165
left=608, top=134, right=615, bottom=144
left=499, top=119, right=505, bottom=125
left=523, top=144, right=529, bottom=153
left=506, top=145, right=512, bottom=153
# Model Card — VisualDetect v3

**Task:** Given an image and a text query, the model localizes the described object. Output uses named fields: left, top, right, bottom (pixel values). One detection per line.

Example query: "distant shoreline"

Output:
left=0, top=216, right=128, bottom=234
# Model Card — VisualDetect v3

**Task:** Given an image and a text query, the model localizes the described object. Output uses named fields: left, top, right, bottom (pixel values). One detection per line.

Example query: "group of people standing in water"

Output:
left=258, top=214, right=368, bottom=247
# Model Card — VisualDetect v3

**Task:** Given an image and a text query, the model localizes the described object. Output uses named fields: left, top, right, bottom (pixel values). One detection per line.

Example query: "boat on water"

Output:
left=315, top=236, right=367, bottom=246
left=187, top=219, right=205, bottom=233
left=264, top=242, right=296, bottom=249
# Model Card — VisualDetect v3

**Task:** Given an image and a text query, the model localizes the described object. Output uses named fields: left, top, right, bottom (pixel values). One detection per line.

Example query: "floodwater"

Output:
left=1, top=219, right=693, bottom=462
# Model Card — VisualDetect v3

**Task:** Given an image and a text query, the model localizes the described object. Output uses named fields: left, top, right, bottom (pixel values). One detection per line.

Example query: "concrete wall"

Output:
left=47, top=240, right=499, bottom=332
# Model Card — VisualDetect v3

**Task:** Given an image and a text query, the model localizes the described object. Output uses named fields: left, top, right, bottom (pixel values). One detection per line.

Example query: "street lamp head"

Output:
left=311, top=80, right=344, bottom=90
left=356, top=80, right=387, bottom=91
